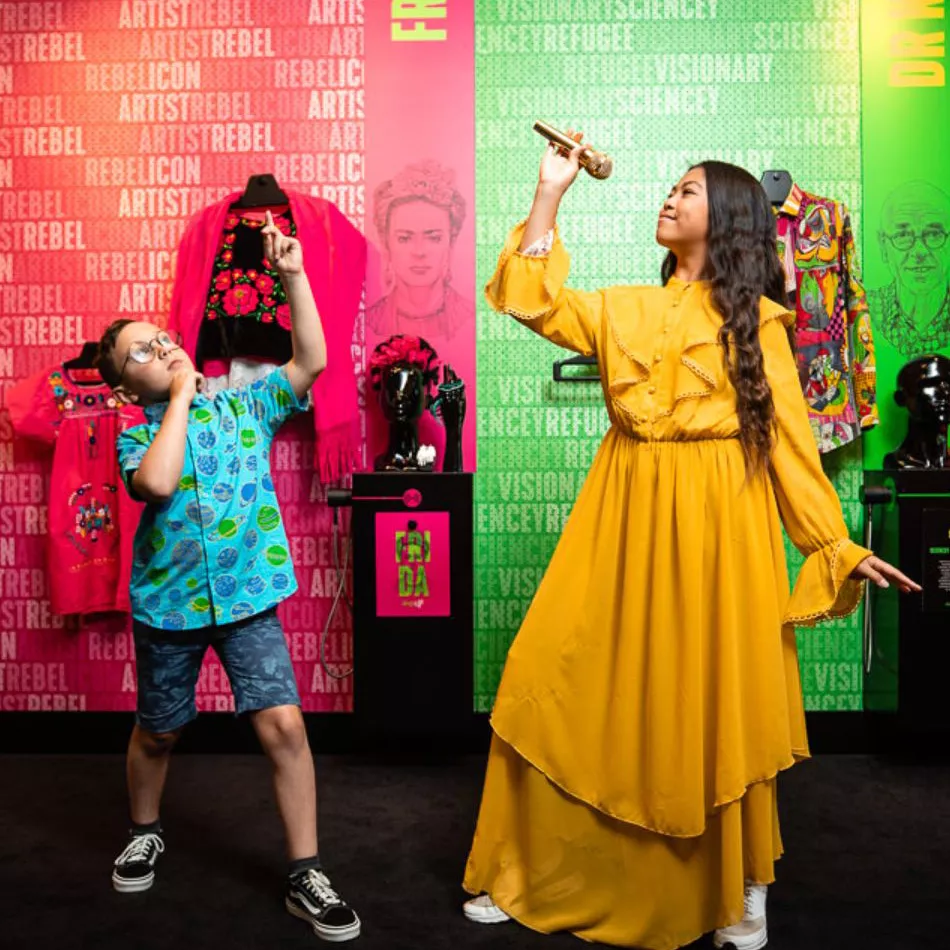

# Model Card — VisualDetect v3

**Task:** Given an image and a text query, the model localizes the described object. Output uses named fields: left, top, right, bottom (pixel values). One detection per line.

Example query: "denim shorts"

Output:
left=132, top=607, right=301, bottom=734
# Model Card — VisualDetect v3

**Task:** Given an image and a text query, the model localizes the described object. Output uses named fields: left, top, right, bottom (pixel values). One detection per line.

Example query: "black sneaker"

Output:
left=286, top=869, right=361, bottom=942
left=112, top=832, right=165, bottom=893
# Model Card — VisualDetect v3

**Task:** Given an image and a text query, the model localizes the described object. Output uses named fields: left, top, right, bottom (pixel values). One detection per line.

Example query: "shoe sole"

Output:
left=463, top=906, right=511, bottom=925
left=286, top=897, right=362, bottom=942
left=712, top=928, right=768, bottom=950
left=112, top=870, right=155, bottom=893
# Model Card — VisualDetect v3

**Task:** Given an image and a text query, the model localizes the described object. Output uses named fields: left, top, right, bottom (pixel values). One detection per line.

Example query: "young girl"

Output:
left=462, top=138, right=919, bottom=950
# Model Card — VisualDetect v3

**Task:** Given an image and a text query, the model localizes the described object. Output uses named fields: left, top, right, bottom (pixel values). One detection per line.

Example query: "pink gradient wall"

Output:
left=0, top=0, right=475, bottom=715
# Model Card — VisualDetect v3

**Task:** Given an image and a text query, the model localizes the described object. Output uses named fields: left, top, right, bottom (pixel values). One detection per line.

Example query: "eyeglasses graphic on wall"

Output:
left=884, top=226, right=949, bottom=252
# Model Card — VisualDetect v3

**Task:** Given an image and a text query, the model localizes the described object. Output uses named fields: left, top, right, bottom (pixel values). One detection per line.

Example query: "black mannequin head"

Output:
left=378, top=362, right=427, bottom=424
left=369, top=334, right=440, bottom=471
left=895, top=354, right=950, bottom=426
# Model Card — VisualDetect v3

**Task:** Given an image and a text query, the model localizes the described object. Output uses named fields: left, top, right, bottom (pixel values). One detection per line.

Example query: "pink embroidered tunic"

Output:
left=8, top=365, right=143, bottom=616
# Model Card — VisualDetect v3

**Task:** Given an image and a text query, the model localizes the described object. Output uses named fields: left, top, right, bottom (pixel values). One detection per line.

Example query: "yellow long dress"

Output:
left=463, top=224, right=871, bottom=950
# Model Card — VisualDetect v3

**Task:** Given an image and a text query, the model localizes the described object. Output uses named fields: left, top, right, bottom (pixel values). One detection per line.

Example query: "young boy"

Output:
left=96, top=213, right=360, bottom=942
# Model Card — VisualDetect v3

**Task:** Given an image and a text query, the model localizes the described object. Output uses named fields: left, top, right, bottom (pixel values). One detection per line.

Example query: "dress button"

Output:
left=647, top=386, right=656, bottom=395
left=654, top=354, right=662, bottom=363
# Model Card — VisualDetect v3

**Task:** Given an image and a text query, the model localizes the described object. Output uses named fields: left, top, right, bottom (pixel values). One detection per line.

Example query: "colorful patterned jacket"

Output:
left=775, top=184, right=879, bottom=453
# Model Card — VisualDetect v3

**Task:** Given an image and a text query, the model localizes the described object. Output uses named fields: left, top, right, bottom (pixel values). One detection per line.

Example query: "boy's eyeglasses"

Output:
left=120, top=331, right=182, bottom=378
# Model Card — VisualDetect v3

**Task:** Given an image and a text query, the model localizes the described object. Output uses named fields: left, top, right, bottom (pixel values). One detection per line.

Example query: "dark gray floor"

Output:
left=1, top=754, right=948, bottom=949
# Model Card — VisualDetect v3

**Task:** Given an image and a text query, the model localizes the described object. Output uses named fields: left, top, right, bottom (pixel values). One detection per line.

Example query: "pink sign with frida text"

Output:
left=374, top=511, right=451, bottom=617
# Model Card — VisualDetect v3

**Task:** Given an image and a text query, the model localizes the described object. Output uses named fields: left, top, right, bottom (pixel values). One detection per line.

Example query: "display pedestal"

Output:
left=864, top=469, right=950, bottom=735
left=351, top=472, right=474, bottom=749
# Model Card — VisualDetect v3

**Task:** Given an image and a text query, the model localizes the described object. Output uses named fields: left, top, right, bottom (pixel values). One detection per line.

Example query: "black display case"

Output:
left=864, top=469, right=950, bottom=735
left=350, top=472, right=475, bottom=749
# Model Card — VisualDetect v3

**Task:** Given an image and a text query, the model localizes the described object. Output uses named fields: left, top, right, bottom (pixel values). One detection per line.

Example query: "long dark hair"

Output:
left=661, top=161, right=788, bottom=474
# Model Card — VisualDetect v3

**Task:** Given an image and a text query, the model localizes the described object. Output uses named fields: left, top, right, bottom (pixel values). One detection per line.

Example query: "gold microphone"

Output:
left=533, top=120, right=614, bottom=180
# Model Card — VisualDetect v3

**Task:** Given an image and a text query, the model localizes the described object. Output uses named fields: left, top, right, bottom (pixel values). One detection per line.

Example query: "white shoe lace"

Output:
left=116, top=833, right=164, bottom=866
left=743, top=884, right=767, bottom=920
left=300, top=869, right=343, bottom=907
left=744, top=890, right=755, bottom=917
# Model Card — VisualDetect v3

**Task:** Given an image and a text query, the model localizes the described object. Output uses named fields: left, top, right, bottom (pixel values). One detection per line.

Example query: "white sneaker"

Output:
left=463, top=894, right=511, bottom=924
left=713, top=883, right=768, bottom=950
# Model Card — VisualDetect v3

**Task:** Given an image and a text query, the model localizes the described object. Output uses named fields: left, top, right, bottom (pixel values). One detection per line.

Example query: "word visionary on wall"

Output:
left=472, top=0, right=869, bottom=713
left=0, top=0, right=475, bottom=714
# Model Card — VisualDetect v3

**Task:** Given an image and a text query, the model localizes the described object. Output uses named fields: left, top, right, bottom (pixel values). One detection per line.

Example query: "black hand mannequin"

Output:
left=431, top=365, right=466, bottom=472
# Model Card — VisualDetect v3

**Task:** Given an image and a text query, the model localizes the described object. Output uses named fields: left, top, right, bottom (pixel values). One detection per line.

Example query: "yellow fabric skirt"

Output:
left=464, top=736, right=783, bottom=950
left=461, top=431, right=862, bottom=949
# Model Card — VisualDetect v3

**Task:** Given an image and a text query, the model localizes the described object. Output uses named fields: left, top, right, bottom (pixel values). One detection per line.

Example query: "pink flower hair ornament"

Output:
left=369, top=334, right=441, bottom=395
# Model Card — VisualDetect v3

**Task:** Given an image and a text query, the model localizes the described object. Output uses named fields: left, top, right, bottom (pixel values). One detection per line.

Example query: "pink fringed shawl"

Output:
left=169, top=190, right=366, bottom=482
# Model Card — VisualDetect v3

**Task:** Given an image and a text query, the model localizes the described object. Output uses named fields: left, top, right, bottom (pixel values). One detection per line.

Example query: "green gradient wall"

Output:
left=861, top=3, right=950, bottom=465
left=474, top=0, right=867, bottom=712
left=859, top=1, right=950, bottom=710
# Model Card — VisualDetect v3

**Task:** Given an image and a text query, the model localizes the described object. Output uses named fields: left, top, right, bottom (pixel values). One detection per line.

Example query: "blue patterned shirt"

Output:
left=116, top=366, right=307, bottom=630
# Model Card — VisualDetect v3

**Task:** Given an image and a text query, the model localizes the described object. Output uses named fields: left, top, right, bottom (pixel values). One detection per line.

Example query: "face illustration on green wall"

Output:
left=868, top=181, right=950, bottom=360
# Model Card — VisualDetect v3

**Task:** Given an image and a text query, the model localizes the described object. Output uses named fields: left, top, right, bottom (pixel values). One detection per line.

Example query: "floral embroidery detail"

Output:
left=204, top=211, right=295, bottom=326
left=223, top=285, right=260, bottom=316
left=68, top=482, right=116, bottom=541
left=46, top=368, right=118, bottom=421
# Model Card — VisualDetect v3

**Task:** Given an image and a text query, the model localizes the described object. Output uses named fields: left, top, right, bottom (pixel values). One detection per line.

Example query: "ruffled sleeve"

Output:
left=759, top=301, right=872, bottom=626
left=484, top=221, right=604, bottom=356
